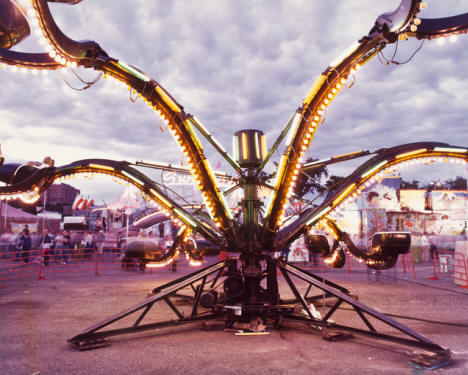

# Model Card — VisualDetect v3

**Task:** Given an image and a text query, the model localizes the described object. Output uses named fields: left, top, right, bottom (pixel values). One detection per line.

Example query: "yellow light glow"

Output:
left=395, top=149, right=427, bottom=159
left=261, top=134, right=267, bottom=159
left=333, top=183, right=356, bottom=205
left=333, top=150, right=363, bottom=159
left=303, top=74, right=327, bottom=106
left=121, top=170, right=144, bottom=186
left=434, top=147, right=468, bottom=153
left=361, top=160, right=388, bottom=178
left=149, top=188, right=173, bottom=208
left=155, top=86, right=181, bottom=113
left=242, top=132, right=248, bottom=160
left=89, top=164, right=115, bottom=172
left=254, top=132, right=260, bottom=159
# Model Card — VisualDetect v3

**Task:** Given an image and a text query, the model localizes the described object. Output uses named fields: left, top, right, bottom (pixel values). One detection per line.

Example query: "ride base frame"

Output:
left=68, top=256, right=451, bottom=370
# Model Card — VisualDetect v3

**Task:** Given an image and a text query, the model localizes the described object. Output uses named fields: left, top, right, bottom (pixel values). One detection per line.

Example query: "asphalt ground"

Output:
left=1, top=257, right=468, bottom=375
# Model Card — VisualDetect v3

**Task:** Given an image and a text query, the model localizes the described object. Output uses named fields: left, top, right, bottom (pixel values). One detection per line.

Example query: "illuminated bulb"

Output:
left=436, top=38, right=445, bottom=45
left=324, top=99, right=329, bottom=105
left=449, top=35, right=458, bottom=43
left=410, top=24, right=417, bottom=32
left=327, top=93, right=333, bottom=99
left=54, top=55, right=61, bottom=62
left=49, top=51, right=56, bottom=58
left=413, top=18, right=421, bottom=26
left=332, top=88, right=337, bottom=94
left=336, top=83, right=342, bottom=89
left=420, top=2, right=427, bottom=10
left=340, top=78, right=346, bottom=84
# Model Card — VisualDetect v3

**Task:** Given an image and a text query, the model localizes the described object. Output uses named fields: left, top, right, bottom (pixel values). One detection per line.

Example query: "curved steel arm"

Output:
left=369, top=0, right=421, bottom=36
left=32, top=0, right=106, bottom=65
left=0, top=48, right=60, bottom=68
left=274, top=141, right=468, bottom=248
left=0, top=158, right=224, bottom=245
left=412, top=13, right=468, bottom=39
left=25, top=0, right=236, bottom=243
left=262, top=35, right=385, bottom=242
left=261, top=0, right=438, bottom=245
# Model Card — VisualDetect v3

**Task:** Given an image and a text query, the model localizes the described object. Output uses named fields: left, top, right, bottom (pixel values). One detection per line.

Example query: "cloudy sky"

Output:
left=1, top=0, right=467, bottom=202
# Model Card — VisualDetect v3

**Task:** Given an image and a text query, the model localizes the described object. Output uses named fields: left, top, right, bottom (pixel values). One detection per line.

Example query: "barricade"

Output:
left=0, top=249, right=40, bottom=281
left=453, top=252, right=468, bottom=288
left=401, top=251, right=416, bottom=280
left=0, top=245, right=209, bottom=285
left=428, top=250, right=453, bottom=281
left=428, top=250, right=468, bottom=288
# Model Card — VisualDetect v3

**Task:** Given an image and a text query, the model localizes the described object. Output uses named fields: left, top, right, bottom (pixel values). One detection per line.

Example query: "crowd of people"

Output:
left=8, top=217, right=178, bottom=271
left=15, top=226, right=74, bottom=265
left=11, top=217, right=111, bottom=265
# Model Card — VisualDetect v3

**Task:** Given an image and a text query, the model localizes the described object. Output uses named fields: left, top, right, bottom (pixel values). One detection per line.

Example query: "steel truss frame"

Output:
left=68, top=258, right=450, bottom=369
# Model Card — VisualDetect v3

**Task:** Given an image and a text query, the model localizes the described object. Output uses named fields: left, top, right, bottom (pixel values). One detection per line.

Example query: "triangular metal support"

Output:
left=68, top=257, right=451, bottom=369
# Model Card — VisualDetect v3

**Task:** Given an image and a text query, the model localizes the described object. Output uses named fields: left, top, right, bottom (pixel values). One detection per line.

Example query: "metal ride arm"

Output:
left=275, top=142, right=468, bottom=252
left=301, top=150, right=371, bottom=173
left=0, top=0, right=236, bottom=245
left=134, top=160, right=236, bottom=184
left=411, top=13, right=468, bottom=40
left=262, top=1, right=468, bottom=246
left=262, top=0, right=426, bottom=243
left=0, top=158, right=224, bottom=245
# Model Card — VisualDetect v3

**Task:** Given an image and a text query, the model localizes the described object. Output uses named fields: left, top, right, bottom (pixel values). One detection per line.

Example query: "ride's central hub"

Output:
left=233, top=129, right=267, bottom=168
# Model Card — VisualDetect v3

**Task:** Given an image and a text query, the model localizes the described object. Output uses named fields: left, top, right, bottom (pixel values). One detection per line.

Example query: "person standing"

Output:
left=61, top=230, right=71, bottom=264
left=102, top=217, right=107, bottom=232
left=20, top=229, right=31, bottom=263
left=96, top=231, right=105, bottom=257
left=159, top=221, right=165, bottom=238
left=421, top=232, right=430, bottom=262
left=39, top=229, right=53, bottom=266
left=53, top=232, right=63, bottom=262
left=94, top=217, right=102, bottom=233
left=83, top=231, right=94, bottom=260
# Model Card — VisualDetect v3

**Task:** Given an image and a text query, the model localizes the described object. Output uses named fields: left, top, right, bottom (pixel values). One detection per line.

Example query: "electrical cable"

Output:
left=379, top=38, right=425, bottom=65
left=58, top=69, right=102, bottom=90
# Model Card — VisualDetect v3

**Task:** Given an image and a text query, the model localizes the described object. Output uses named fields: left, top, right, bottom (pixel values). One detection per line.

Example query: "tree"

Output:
left=293, top=159, right=345, bottom=200
left=325, top=175, right=345, bottom=190
left=400, top=179, right=420, bottom=189
left=443, top=176, right=467, bottom=190
left=294, top=158, right=328, bottom=199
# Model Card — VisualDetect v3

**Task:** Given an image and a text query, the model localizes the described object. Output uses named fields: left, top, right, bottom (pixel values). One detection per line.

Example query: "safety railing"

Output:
left=0, top=246, right=207, bottom=283
left=428, top=250, right=468, bottom=288
left=285, top=247, right=416, bottom=279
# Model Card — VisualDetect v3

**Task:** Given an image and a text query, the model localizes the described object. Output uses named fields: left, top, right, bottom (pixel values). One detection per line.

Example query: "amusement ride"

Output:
left=1, top=0, right=468, bottom=369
